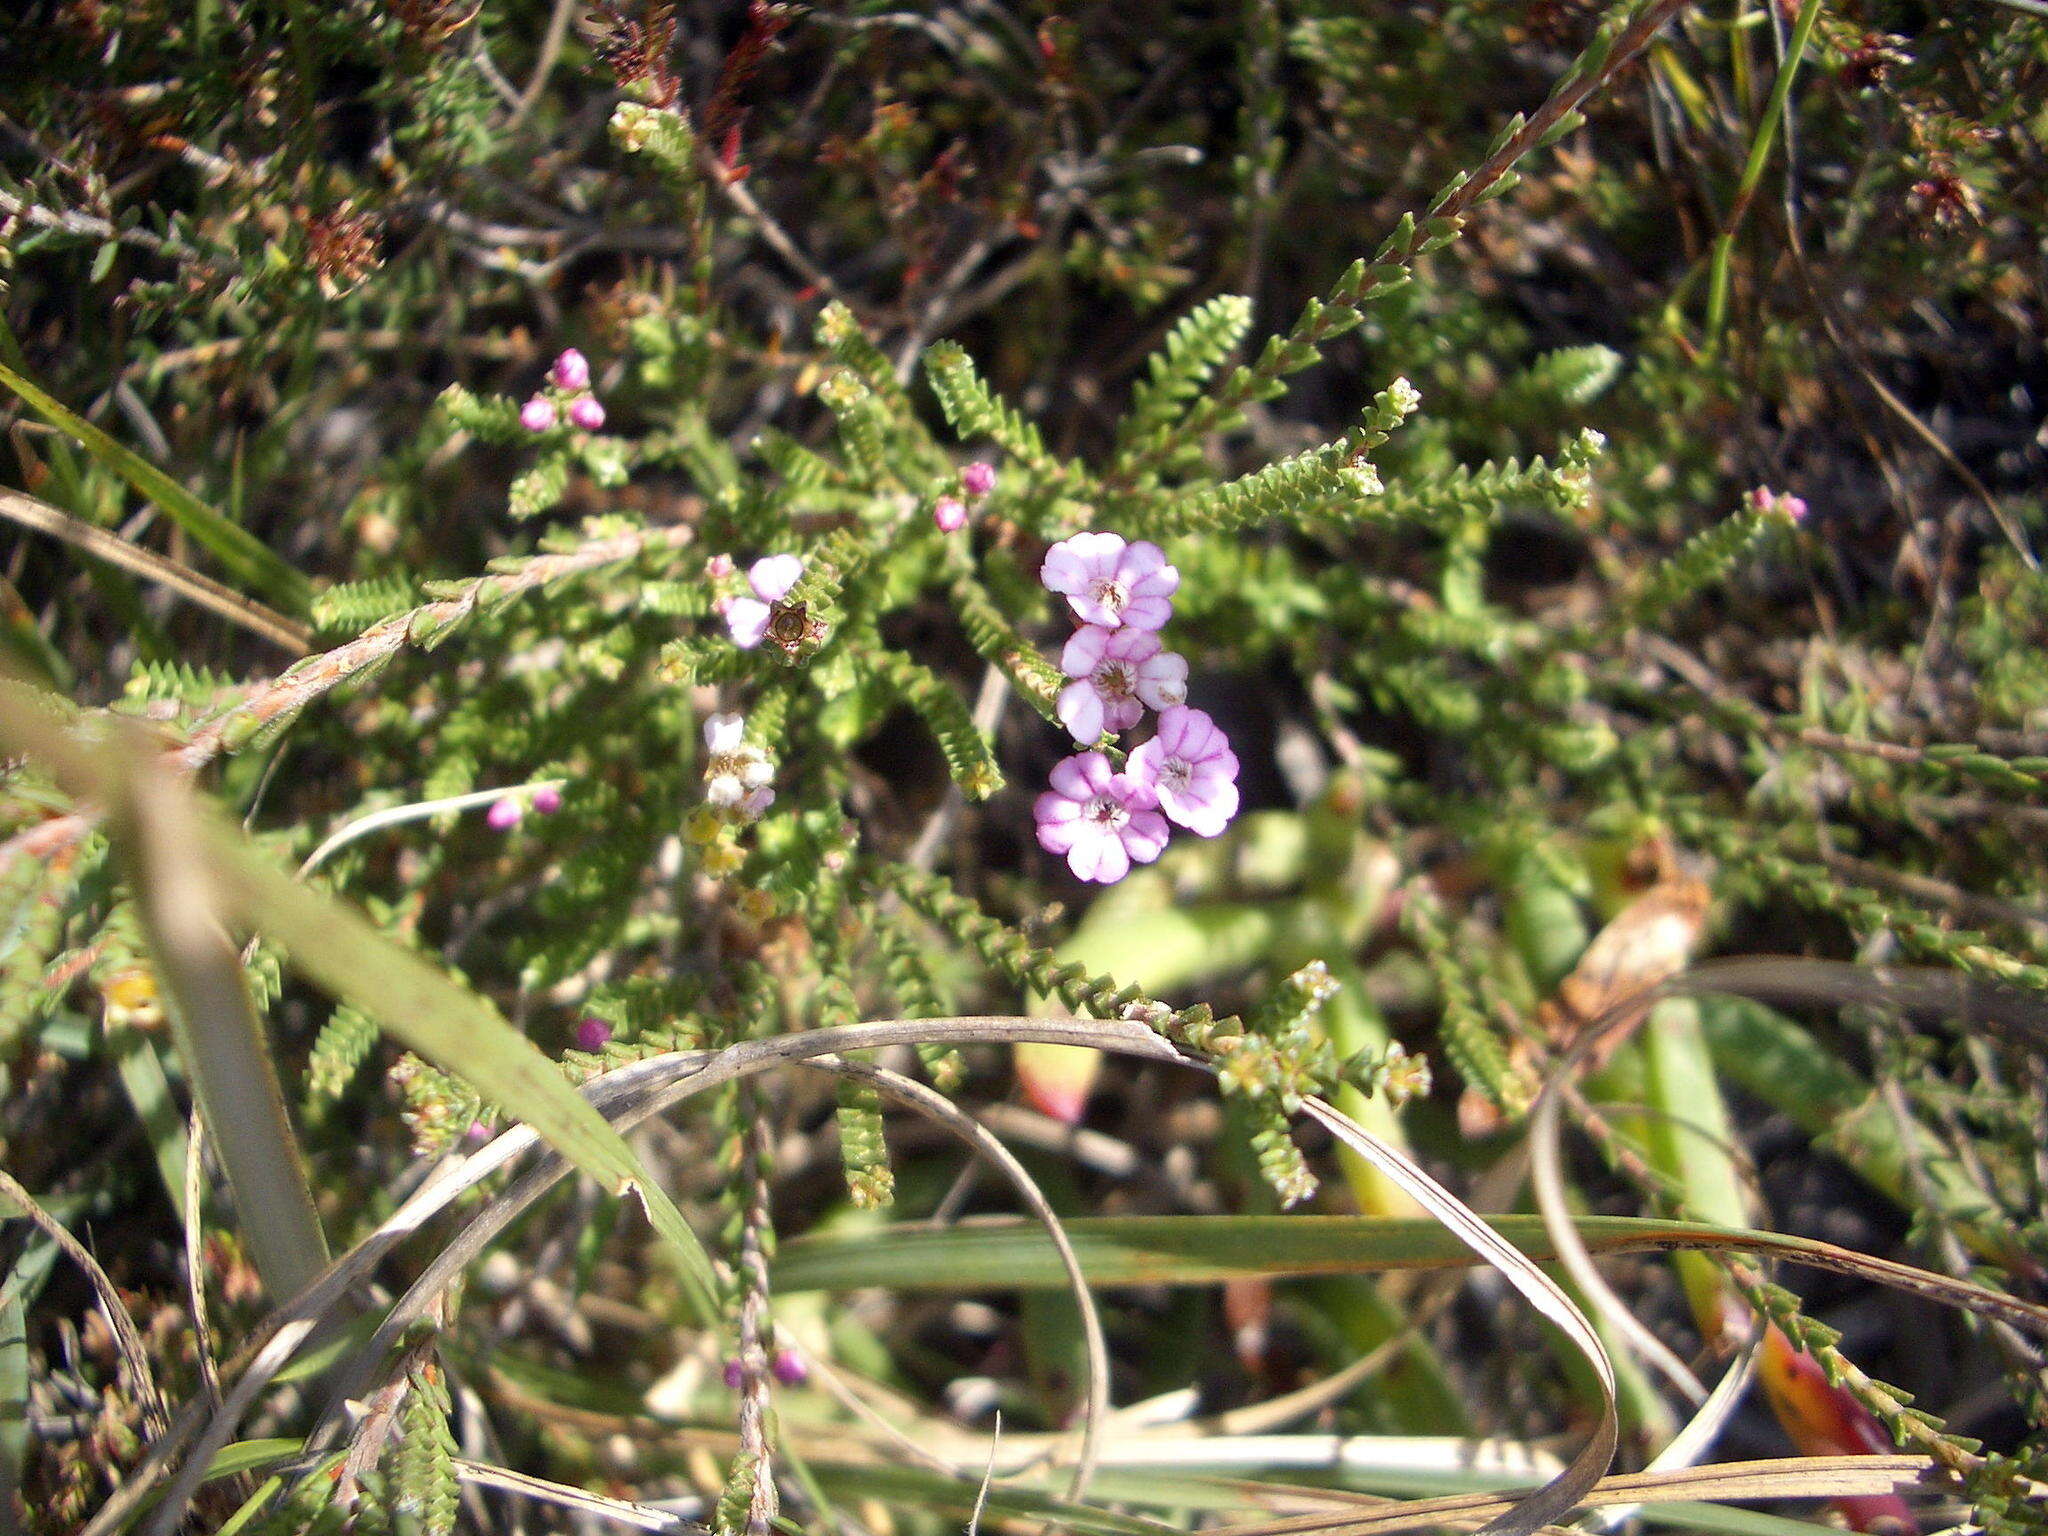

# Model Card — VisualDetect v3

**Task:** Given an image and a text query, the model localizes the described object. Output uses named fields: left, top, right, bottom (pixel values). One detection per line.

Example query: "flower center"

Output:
left=1083, top=793, right=1128, bottom=830
left=1157, top=755, right=1192, bottom=795
left=1086, top=576, right=1128, bottom=615
left=1096, top=659, right=1136, bottom=698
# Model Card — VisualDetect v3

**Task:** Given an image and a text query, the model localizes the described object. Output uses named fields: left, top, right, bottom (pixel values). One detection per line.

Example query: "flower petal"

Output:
left=1122, top=807, right=1171, bottom=862
left=1057, top=680, right=1106, bottom=744
left=1134, top=651, right=1188, bottom=710
left=749, top=554, right=805, bottom=602
left=725, top=598, right=771, bottom=649
left=1121, top=541, right=1171, bottom=579
left=1075, top=831, right=1130, bottom=884
left=1120, top=592, right=1174, bottom=631
left=704, top=713, right=745, bottom=753
left=1047, top=750, right=1111, bottom=800
left=1060, top=624, right=1114, bottom=678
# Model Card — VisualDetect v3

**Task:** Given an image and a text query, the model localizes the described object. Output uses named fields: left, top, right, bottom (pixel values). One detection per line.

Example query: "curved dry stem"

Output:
left=112, top=1019, right=1171, bottom=1533
left=1298, top=1099, right=1616, bottom=1536
left=800, top=1055, right=1112, bottom=1505
left=0, top=1168, right=169, bottom=1439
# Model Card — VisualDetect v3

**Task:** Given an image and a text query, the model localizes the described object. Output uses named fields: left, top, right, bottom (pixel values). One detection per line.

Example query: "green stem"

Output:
left=1702, top=0, right=1827, bottom=346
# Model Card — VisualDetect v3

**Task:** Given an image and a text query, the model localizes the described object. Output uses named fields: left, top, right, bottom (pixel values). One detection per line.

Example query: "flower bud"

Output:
left=567, top=395, right=607, bottom=432
left=932, top=495, right=967, bottom=532
left=519, top=396, right=557, bottom=432
left=549, top=348, right=591, bottom=392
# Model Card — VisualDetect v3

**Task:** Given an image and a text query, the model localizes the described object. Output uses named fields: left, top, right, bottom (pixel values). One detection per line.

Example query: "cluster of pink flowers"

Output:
left=520, top=349, right=606, bottom=433
left=933, top=460, right=999, bottom=533
left=1033, top=533, right=1239, bottom=884
left=486, top=782, right=563, bottom=830
left=1747, top=486, right=1809, bottom=523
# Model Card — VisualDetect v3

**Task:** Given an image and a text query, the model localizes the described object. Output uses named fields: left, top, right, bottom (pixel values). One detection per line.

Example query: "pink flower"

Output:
left=1034, top=751, right=1169, bottom=884
left=567, top=395, right=606, bottom=432
left=531, top=785, right=563, bottom=814
left=724, top=555, right=805, bottom=649
left=961, top=461, right=997, bottom=499
left=1057, top=625, right=1188, bottom=742
left=932, top=495, right=967, bottom=533
left=519, top=396, right=557, bottom=432
left=486, top=797, right=524, bottom=831
left=549, top=348, right=592, bottom=393
left=1040, top=533, right=1179, bottom=631
left=1128, top=706, right=1239, bottom=838
left=1748, top=486, right=1809, bottom=523
left=574, top=1016, right=613, bottom=1051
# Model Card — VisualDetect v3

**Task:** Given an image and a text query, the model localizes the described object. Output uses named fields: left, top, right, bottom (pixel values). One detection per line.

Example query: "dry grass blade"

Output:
left=0, top=1168, right=169, bottom=1439
left=0, top=487, right=311, bottom=653
left=81, top=1149, right=489, bottom=1536
left=1298, top=1098, right=1616, bottom=1536
left=455, top=1457, right=704, bottom=1532
left=1205, top=1455, right=1950, bottom=1536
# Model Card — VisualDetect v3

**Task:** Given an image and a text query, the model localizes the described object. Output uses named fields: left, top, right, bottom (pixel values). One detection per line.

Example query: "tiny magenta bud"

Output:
left=706, top=552, right=736, bottom=580
left=932, top=495, right=967, bottom=533
left=567, top=395, right=606, bottom=431
left=549, top=348, right=591, bottom=392
left=723, top=1359, right=746, bottom=1389
left=961, top=461, right=997, bottom=499
left=575, top=1016, right=613, bottom=1051
left=531, top=785, right=563, bottom=814
left=486, top=798, right=523, bottom=831
left=771, top=1347, right=808, bottom=1385
left=520, top=396, right=557, bottom=432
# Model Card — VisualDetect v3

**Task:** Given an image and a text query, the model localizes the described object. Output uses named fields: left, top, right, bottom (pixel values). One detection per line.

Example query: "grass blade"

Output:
left=111, top=737, right=331, bottom=1302
left=0, top=359, right=310, bottom=612
left=769, top=1211, right=2048, bottom=1335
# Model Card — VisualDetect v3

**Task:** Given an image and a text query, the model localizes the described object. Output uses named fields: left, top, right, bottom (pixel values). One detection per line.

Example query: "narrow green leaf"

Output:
left=202, top=816, right=722, bottom=1323
left=0, top=360, right=310, bottom=612
left=108, top=1027, right=192, bottom=1225
left=112, top=742, right=330, bottom=1303
left=772, top=1212, right=2048, bottom=1337
left=0, top=1263, right=28, bottom=1529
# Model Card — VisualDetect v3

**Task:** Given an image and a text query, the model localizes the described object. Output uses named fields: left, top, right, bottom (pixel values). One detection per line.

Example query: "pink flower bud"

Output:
left=723, top=1359, right=746, bottom=1390
left=771, top=1348, right=808, bottom=1385
left=531, top=785, right=563, bottom=814
left=705, top=553, right=736, bottom=581
left=574, top=1016, right=613, bottom=1051
left=567, top=395, right=606, bottom=432
left=961, top=461, right=997, bottom=499
left=486, top=798, right=523, bottom=831
left=932, top=495, right=967, bottom=533
left=549, top=348, right=591, bottom=392
left=520, top=396, right=557, bottom=432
